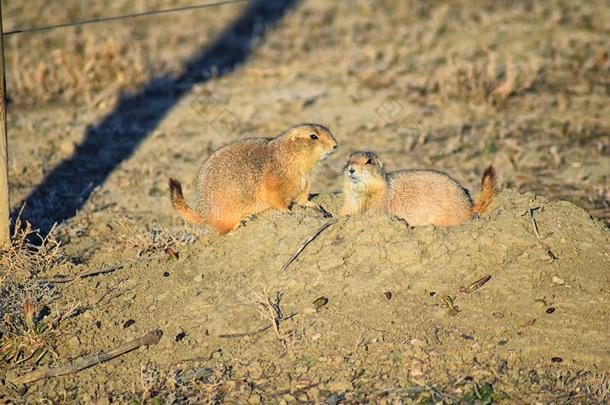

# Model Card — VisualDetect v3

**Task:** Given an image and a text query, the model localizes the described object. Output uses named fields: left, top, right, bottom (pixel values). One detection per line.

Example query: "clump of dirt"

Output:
left=5, top=189, right=608, bottom=402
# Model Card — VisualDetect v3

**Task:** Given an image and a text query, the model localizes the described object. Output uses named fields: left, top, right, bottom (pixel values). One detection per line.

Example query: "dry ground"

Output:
left=1, top=0, right=609, bottom=403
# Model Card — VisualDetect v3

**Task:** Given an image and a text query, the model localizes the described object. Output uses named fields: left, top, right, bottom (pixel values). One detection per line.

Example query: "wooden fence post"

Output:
left=0, top=2, right=9, bottom=244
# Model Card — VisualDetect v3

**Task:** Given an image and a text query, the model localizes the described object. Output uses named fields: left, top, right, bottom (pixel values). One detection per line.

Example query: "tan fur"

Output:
left=339, top=152, right=497, bottom=227
left=169, top=124, right=337, bottom=234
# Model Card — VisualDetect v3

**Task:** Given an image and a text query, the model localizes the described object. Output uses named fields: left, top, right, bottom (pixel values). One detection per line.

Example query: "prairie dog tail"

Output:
left=471, top=166, right=497, bottom=215
left=168, top=178, right=206, bottom=225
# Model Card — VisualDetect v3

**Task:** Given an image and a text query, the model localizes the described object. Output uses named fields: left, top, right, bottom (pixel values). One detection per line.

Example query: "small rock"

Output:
left=248, top=394, right=262, bottom=404
left=59, top=139, right=77, bottom=156
left=311, top=333, right=322, bottom=341
left=194, top=274, right=203, bottom=282
left=551, top=276, right=564, bottom=285
left=67, top=335, right=81, bottom=349
left=409, top=367, right=424, bottom=378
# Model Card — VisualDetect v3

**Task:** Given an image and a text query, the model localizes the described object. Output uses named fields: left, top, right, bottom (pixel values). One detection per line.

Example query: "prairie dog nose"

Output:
left=348, top=167, right=355, bottom=174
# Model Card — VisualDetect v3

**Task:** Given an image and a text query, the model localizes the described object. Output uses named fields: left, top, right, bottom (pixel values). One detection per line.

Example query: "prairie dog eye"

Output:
left=309, top=134, right=318, bottom=140
left=366, top=158, right=373, bottom=165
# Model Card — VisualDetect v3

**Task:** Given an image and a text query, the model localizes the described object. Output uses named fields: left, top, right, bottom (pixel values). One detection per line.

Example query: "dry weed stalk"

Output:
left=138, top=363, right=162, bottom=403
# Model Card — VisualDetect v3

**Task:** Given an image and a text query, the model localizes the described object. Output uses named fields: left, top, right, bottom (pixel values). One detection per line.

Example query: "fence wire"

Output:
left=3, top=0, right=247, bottom=36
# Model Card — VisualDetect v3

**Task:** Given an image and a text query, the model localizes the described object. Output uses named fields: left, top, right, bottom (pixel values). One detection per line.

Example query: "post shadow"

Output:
left=14, top=0, right=300, bottom=234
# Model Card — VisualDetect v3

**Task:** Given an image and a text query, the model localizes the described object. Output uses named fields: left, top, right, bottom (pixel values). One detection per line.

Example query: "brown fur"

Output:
left=339, top=152, right=497, bottom=227
left=169, top=124, right=337, bottom=234
left=471, top=165, right=497, bottom=215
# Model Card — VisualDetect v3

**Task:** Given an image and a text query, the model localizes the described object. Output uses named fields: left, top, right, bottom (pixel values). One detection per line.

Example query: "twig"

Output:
left=218, top=312, right=297, bottom=338
left=10, top=330, right=163, bottom=386
left=410, top=379, right=454, bottom=400
left=40, top=264, right=124, bottom=283
left=523, top=207, right=558, bottom=262
left=40, top=257, right=157, bottom=283
left=528, top=207, right=541, bottom=239
left=281, top=220, right=337, bottom=271
left=270, top=381, right=321, bottom=397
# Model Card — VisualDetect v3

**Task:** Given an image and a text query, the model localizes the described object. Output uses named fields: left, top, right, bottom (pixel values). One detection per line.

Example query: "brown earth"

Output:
left=1, top=0, right=609, bottom=403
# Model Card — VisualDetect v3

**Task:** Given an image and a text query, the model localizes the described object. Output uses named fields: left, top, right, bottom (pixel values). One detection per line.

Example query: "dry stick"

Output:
left=525, top=207, right=558, bottom=262
left=40, top=264, right=124, bottom=283
left=281, top=219, right=338, bottom=271
left=10, top=330, right=163, bottom=386
left=41, top=256, right=157, bottom=283
left=528, top=207, right=541, bottom=239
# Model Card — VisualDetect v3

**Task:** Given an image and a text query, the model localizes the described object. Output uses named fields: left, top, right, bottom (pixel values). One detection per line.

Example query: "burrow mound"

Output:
left=38, top=190, right=609, bottom=397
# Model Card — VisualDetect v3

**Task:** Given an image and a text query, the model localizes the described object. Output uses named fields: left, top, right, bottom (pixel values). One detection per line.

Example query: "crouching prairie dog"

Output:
left=169, top=124, right=337, bottom=234
left=339, top=151, right=497, bottom=227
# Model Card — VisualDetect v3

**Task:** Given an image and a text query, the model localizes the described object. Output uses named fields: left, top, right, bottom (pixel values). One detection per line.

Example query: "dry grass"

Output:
left=0, top=207, right=63, bottom=279
left=3, top=0, right=241, bottom=106
left=0, top=300, right=56, bottom=365
left=8, top=36, right=147, bottom=106
left=0, top=299, right=82, bottom=370
left=114, top=216, right=203, bottom=257
left=433, top=55, right=547, bottom=105
left=0, top=208, right=67, bottom=368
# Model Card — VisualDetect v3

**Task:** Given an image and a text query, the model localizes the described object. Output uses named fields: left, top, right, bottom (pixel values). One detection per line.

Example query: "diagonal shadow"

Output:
left=15, top=0, right=300, bottom=234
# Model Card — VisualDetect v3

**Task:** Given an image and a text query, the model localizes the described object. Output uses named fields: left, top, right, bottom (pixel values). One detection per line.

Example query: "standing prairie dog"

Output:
left=169, top=124, right=337, bottom=234
left=339, top=151, right=496, bottom=227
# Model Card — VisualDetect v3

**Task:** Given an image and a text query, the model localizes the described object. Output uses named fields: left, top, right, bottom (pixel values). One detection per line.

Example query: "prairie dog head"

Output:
left=277, top=124, right=338, bottom=165
left=344, top=151, right=386, bottom=190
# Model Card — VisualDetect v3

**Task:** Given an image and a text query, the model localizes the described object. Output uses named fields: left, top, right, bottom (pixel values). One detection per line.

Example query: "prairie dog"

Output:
left=169, top=124, right=337, bottom=234
left=339, top=151, right=496, bottom=227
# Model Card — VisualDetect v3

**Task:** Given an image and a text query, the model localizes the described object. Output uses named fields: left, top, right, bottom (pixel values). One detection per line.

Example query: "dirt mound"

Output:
left=10, top=190, right=608, bottom=402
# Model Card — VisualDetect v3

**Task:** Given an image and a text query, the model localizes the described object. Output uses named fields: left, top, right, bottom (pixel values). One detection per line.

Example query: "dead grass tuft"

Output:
left=0, top=206, right=64, bottom=279
left=243, top=290, right=296, bottom=347
left=434, top=55, right=547, bottom=105
left=114, top=216, right=203, bottom=258
left=0, top=299, right=59, bottom=365
left=9, top=35, right=146, bottom=106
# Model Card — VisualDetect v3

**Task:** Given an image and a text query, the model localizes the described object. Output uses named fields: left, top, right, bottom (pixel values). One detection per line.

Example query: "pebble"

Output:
left=551, top=276, right=565, bottom=285
left=59, top=139, right=77, bottom=156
